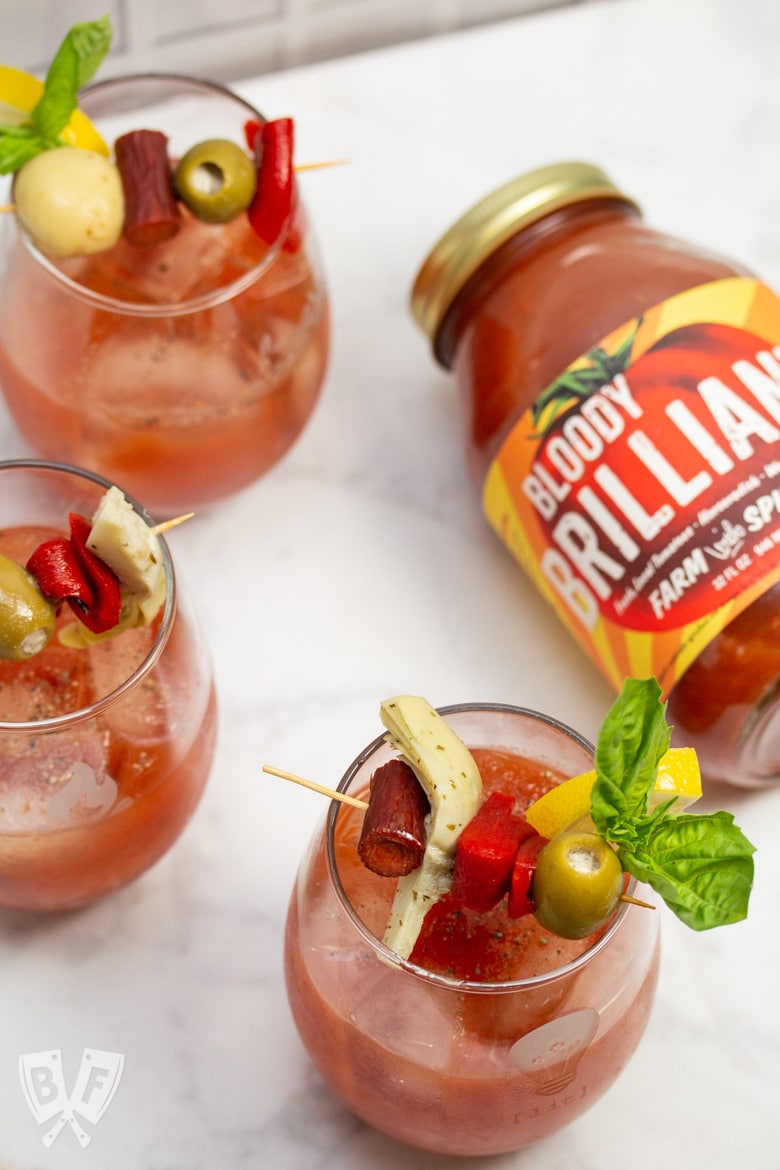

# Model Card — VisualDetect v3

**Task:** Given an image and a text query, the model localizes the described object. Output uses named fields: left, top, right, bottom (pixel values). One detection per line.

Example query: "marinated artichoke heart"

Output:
left=379, top=696, right=483, bottom=960
left=87, top=486, right=166, bottom=625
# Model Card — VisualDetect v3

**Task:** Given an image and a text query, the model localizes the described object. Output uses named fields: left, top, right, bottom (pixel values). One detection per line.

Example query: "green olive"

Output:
left=0, top=554, right=57, bottom=660
left=174, top=138, right=257, bottom=224
left=531, top=830, right=624, bottom=939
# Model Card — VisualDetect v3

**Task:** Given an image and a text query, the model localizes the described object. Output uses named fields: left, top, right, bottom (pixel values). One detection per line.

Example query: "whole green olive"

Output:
left=531, top=830, right=624, bottom=939
left=173, top=138, right=257, bottom=224
left=0, top=554, right=57, bottom=660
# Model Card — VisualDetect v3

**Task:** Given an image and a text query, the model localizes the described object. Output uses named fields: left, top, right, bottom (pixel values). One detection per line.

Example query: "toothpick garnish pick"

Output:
left=619, top=893, right=655, bottom=910
left=1, top=162, right=347, bottom=218
left=294, top=159, right=349, bottom=173
left=262, top=764, right=368, bottom=810
left=151, top=512, right=195, bottom=536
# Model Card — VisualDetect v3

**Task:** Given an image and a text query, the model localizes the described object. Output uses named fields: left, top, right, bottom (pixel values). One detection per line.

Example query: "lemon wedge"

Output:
left=526, top=746, right=702, bottom=839
left=0, top=65, right=109, bottom=156
left=526, top=769, right=595, bottom=839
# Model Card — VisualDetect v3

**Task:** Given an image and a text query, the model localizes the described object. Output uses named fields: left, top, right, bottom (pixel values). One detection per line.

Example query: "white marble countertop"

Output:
left=0, top=0, right=777, bottom=1166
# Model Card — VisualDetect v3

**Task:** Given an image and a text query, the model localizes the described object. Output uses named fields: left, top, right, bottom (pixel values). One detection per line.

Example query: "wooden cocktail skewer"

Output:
left=619, top=892, right=655, bottom=909
left=263, top=763, right=368, bottom=809
left=151, top=512, right=194, bottom=536
left=262, top=763, right=655, bottom=910
left=294, top=159, right=349, bottom=173
left=0, top=160, right=349, bottom=217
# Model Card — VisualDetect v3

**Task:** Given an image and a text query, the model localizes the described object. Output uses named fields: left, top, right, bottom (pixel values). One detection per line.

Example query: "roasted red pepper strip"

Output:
left=243, top=118, right=263, bottom=153
left=358, top=759, right=430, bottom=877
left=451, top=793, right=537, bottom=913
left=248, top=117, right=295, bottom=245
left=26, top=538, right=94, bottom=608
left=67, top=513, right=122, bottom=633
left=507, top=831, right=549, bottom=920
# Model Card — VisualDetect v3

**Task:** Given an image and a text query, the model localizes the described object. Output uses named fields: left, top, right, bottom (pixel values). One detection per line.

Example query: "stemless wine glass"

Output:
left=0, top=460, right=217, bottom=911
left=0, top=75, right=330, bottom=513
left=285, top=703, right=660, bottom=1156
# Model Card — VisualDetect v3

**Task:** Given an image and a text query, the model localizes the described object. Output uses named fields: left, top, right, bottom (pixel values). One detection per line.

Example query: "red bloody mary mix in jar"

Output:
left=284, top=709, right=660, bottom=1156
left=411, top=163, right=780, bottom=787
left=0, top=504, right=216, bottom=912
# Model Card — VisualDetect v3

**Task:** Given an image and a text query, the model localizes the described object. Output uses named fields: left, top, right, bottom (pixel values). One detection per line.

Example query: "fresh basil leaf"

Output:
left=0, top=124, right=35, bottom=138
left=591, top=677, right=670, bottom=837
left=620, top=811, right=755, bottom=931
left=32, top=55, right=79, bottom=141
left=31, top=16, right=112, bottom=142
left=0, top=130, right=47, bottom=175
left=66, top=15, right=112, bottom=88
left=586, top=675, right=756, bottom=933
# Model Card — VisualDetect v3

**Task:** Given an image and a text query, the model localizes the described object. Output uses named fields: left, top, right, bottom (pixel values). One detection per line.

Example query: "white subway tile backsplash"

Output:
left=3, top=0, right=125, bottom=72
left=2, top=0, right=587, bottom=81
left=146, top=0, right=283, bottom=45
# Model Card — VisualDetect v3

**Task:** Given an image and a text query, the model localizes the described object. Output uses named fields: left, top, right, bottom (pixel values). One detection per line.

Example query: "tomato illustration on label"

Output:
left=484, top=278, right=780, bottom=691
left=524, top=317, right=780, bottom=632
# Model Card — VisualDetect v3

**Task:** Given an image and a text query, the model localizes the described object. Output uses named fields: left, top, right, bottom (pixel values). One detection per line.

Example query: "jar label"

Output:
left=483, top=277, right=780, bottom=696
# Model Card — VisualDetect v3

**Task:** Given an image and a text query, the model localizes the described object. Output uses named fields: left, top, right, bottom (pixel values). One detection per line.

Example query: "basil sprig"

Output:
left=0, top=16, right=112, bottom=175
left=590, top=677, right=755, bottom=931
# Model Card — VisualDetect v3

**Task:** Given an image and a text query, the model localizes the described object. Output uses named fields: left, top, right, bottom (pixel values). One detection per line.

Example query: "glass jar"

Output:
left=285, top=703, right=660, bottom=1156
left=0, top=459, right=217, bottom=910
left=411, top=162, right=780, bottom=787
left=0, top=75, right=330, bottom=513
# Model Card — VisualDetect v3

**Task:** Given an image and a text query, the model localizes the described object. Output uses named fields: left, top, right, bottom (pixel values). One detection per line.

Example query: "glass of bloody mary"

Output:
left=0, top=75, right=330, bottom=513
left=0, top=459, right=217, bottom=911
left=284, top=703, right=660, bottom=1156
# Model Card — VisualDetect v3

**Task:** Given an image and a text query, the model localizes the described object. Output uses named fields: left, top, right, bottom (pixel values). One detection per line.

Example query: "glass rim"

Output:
left=14, top=71, right=285, bottom=318
left=325, top=701, right=637, bottom=995
left=0, top=458, right=176, bottom=732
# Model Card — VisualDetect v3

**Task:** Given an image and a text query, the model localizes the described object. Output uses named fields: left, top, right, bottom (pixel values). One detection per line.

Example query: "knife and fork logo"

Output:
left=18, top=1048, right=125, bottom=1147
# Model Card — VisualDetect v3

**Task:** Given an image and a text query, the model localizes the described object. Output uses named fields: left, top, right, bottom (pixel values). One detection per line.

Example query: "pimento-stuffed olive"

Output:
left=0, top=554, right=56, bottom=660
left=174, top=138, right=256, bottom=223
left=531, top=829, right=624, bottom=939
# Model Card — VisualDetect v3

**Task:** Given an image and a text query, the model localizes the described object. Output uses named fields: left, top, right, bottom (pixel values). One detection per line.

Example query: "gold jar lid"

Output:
left=410, top=161, right=639, bottom=346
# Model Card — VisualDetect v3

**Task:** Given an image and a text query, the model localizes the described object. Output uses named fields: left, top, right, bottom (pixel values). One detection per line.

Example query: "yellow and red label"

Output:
left=483, top=277, right=780, bottom=696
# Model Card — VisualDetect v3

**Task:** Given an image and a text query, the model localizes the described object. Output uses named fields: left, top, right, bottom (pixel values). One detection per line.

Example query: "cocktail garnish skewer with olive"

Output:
left=264, top=680, right=756, bottom=955
left=0, top=17, right=331, bottom=258
left=0, top=485, right=178, bottom=660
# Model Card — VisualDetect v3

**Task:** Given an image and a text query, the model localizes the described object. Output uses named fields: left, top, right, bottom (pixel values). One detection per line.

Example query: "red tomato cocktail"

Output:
left=0, top=461, right=217, bottom=911
left=0, top=76, right=330, bottom=513
left=284, top=704, right=660, bottom=1155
